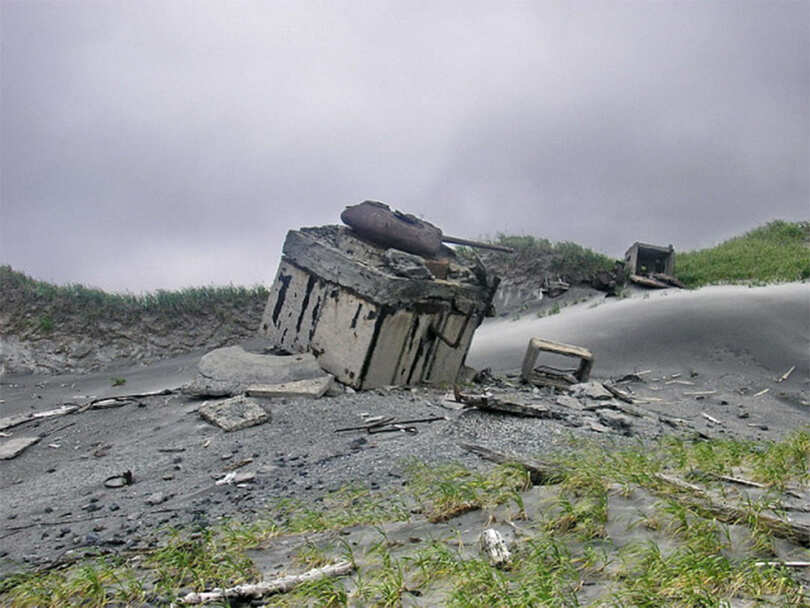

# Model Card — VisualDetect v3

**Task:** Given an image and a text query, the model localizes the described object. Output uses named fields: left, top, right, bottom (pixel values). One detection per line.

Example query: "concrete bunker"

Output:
left=259, top=209, right=501, bottom=390
left=624, top=242, right=675, bottom=276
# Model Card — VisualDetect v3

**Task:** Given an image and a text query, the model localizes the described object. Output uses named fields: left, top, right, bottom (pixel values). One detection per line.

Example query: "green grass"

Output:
left=1, top=265, right=268, bottom=317
left=458, top=233, right=617, bottom=286
left=3, top=432, right=809, bottom=607
left=0, top=265, right=269, bottom=336
left=675, top=220, right=810, bottom=288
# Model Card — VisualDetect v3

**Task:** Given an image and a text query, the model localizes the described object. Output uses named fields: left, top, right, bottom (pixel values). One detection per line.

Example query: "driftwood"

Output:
left=701, top=412, right=722, bottom=425
left=479, top=528, right=511, bottom=568
left=629, top=274, right=669, bottom=289
left=79, top=388, right=174, bottom=412
left=0, top=405, right=78, bottom=432
left=603, top=383, right=634, bottom=404
left=651, top=272, right=686, bottom=288
left=453, top=390, right=560, bottom=419
left=180, top=561, right=354, bottom=604
left=778, top=365, right=796, bottom=383
left=654, top=473, right=810, bottom=546
left=460, top=442, right=563, bottom=485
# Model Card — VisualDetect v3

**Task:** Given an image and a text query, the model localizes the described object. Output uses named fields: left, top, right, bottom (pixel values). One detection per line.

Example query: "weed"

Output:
left=37, top=315, right=54, bottom=333
left=110, top=377, right=126, bottom=387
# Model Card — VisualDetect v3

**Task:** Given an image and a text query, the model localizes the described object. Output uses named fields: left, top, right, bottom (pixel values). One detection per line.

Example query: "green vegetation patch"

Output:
left=675, top=220, right=810, bottom=288
left=3, top=432, right=809, bottom=606
left=458, top=233, right=617, bottom=286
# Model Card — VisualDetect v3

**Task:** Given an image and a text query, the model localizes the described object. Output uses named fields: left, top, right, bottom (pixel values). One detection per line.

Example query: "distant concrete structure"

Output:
left=259, top=225, right=499, bottom=390
left=624, top=242, right=675, bottom=275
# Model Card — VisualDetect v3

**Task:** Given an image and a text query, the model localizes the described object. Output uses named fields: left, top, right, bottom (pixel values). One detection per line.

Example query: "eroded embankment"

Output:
left=0, top=266, right=267, bottom=375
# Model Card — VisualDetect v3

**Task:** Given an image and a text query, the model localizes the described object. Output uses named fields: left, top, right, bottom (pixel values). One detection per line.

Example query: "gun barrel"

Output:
left=441, top=235, right=514, bottom=253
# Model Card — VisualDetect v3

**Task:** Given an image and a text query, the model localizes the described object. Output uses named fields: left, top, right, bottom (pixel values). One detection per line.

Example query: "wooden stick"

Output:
left=459, top=442, right=563, bottom=485
left=180, top=561, right=354, bottom=604
left=0, top=405, right=78, bottom=431
left=778, top=366, right=796, bottom=383
left=752, top=388, right=769, bottom=398
left=684, top=391, right=717, bottom=396
left=754, top=561, right=810, bottom=568
left=701, top=412, right=722, bottom=425
left=79, top=389, right=174, bottom=412
left=603, top=383, right=635, bottom=404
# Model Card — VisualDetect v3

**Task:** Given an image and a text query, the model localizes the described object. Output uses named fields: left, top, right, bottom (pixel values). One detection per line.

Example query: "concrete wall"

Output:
left=259, top=227, right=496, bottom=390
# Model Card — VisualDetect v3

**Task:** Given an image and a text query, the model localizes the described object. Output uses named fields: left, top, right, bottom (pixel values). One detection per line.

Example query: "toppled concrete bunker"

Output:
left=259, top=221, right=500, bottom=390
left=624, top=242, right=675, bottom=275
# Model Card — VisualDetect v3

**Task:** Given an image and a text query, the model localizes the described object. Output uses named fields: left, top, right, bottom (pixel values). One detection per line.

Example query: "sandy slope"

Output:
left=469, top=282, right=809, bottom=380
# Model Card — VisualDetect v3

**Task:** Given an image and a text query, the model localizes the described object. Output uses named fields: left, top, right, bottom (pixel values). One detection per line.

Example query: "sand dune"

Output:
left=468, top=283, right=809, bottom=379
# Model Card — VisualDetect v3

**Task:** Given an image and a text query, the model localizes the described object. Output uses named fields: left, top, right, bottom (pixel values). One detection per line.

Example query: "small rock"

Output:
left=145, top=492, right=168, bottom=506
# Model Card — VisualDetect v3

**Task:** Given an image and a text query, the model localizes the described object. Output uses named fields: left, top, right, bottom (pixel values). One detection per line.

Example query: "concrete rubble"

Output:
left=245, top=376, right=334, bottom=399
left=259, top=209, right=500, bottom=390
left=199, top=396, right=271, bottom=432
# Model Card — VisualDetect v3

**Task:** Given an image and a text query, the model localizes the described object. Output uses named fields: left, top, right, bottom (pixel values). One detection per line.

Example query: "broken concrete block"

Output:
left=182, top=346, right=325, bottom=397
left=555, top=395, right=584, bottom=410
left=597, top=409, right=633, bottom=433
left=571, top=381, right=613, bottom=401
left=383, top=249, right=434, bottom=280
left=0, top=436, right=40, bottom=459
left=199, top=396, right=270, bottom=432
left=245, top=375, right=334, bottom=399
left=259, top=225, right=498, bottom=389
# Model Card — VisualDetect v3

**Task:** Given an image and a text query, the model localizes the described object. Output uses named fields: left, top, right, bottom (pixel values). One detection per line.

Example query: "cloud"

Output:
left=2, top=1, right=807, bottom=291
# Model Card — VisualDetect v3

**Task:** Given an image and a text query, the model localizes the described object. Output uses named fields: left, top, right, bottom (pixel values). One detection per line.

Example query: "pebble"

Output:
left=145, top=492, right=168, bottom=506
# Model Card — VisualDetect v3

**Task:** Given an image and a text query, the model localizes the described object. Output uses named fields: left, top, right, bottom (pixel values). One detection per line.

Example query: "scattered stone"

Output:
left=199, top=396, right=270, bottom=432
left=245, top=375, right=334, bottom=400
left=0, top=436, right=41, bottom=459
left=216, top=470, right=256, bottom=486
left=145, top=492, right=168, bottom=506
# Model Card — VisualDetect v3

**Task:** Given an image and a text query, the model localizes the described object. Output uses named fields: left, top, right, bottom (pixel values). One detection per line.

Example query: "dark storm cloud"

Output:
left=1, top=1, right=807, bottom=291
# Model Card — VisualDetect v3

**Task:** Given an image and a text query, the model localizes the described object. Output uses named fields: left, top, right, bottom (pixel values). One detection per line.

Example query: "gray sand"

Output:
left=0, top=282, right=807, bottom=575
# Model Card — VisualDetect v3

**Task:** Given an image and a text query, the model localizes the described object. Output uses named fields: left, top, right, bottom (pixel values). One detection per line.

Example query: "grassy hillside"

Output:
left=675, top=220, right=810, bottom=288
left=0, top=265, right=268, bottom=332
left=0, top=266, right=270, bottom=373
left=466, top=234, right=617, bottom=287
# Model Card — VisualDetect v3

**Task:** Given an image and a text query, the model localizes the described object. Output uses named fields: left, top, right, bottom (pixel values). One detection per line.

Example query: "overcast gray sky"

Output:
left=2, top=0, right=808, bottom=292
